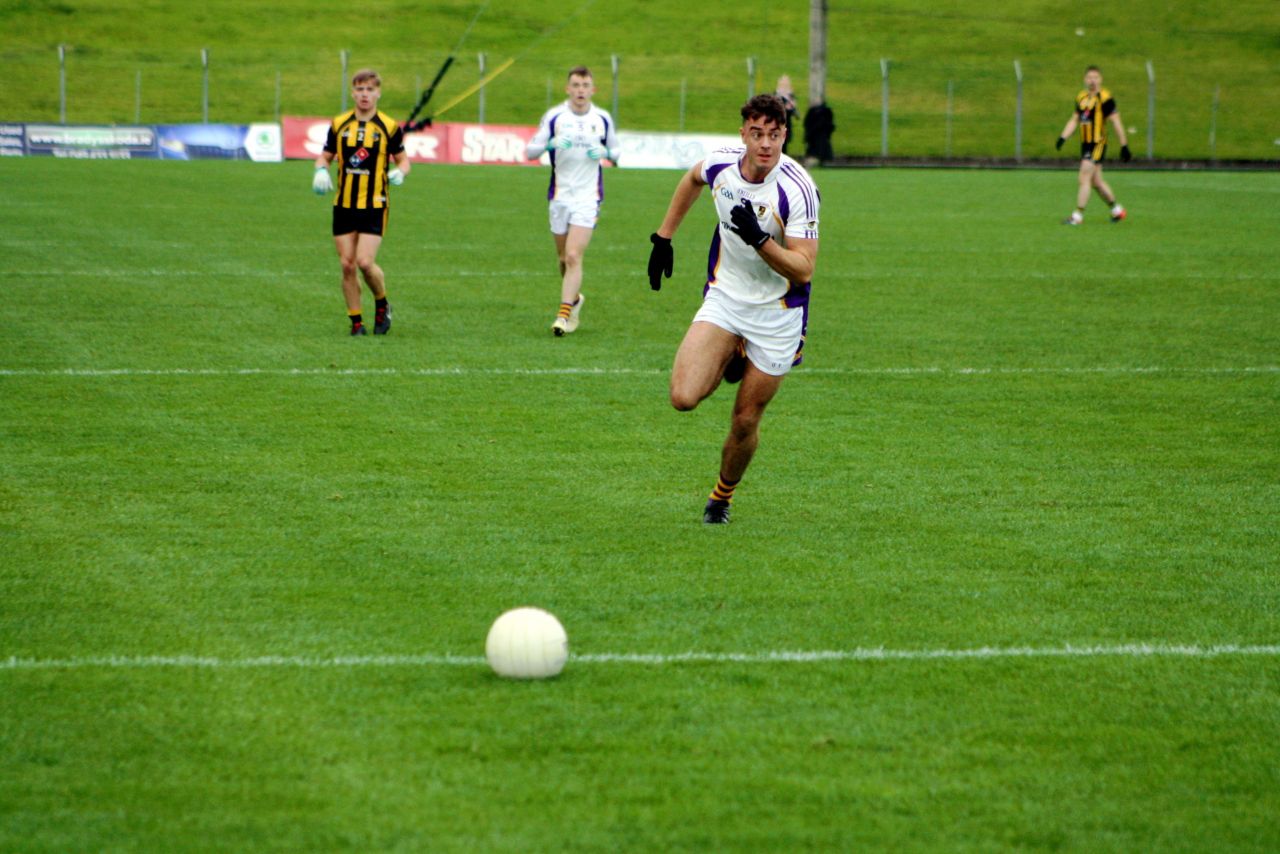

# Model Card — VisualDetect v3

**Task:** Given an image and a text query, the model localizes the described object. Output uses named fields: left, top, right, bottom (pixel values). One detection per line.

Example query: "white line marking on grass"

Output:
left=11, top=269, right=537, bottom=279
left=0, top=366, right=1276, bottom=379
left=3, top=644, right=1277, bottom=672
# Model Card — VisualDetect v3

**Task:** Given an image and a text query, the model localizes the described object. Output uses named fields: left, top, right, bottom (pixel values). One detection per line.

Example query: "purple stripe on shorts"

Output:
left=783, top=281, right=810, bottom=309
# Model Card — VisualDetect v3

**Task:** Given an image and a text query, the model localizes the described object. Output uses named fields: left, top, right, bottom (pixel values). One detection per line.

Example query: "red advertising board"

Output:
left=283, top=116, right=540, bottom=167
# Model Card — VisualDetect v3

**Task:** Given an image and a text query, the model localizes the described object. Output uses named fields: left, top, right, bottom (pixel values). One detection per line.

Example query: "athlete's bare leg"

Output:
left=1091, top=164, right=1117, bottom=205
left=670, top=321, right=741, bottom=411
left=554, top=232, right=568, bottom=279
left=354, top=234, right=386, bottom=299
left=719, top=362, right=785, bottom=483
left=557, top=225, right=593, bottom=305
left=1076, top=160, right=1097, bottom=210
left=334, top=232, right=362, bottom=313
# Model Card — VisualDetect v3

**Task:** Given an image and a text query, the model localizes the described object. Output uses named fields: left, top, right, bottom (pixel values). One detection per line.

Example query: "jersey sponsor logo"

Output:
left=349, top=146, right=369, bottom=167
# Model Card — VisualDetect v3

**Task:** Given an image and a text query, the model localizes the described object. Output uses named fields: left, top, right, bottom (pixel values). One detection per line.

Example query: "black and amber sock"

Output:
left=375, top=296, right=388, bottom=312
left=709, top=475, right=740, bottom=504
left=349, top=310, right=363, bottom=328
left=557, top=302, right=574, bottom=320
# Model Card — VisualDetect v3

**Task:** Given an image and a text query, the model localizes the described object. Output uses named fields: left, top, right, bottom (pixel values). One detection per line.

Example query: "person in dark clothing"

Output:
left=803, top=102, right=835, bottom=166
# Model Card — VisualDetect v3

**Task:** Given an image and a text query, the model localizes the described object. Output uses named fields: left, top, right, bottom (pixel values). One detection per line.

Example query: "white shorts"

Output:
left=549, top=199, right=599, bottom=234
left=693, top=286, right=806, bottom=377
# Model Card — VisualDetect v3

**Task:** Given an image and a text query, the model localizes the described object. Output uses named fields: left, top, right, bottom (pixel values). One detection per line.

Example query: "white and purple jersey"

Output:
left=701, top=148, right=820, bottom=307
left=525, top=101, right=620, bottom=203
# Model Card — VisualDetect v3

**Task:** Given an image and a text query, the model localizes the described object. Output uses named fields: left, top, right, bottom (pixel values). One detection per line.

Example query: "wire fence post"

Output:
left=880, top=58, right=890, bottom=158
left=201, top=48, right=209, bottom=123
left=610, top=54, right=620, bottom=123
left=477, top=52, right=486, bottom=124
left=340, top=50, right=349, bottom=111
left=58, top=44, right=67, bottom=124
left=679, top=77, right=687, bottom=132
left=135, top=69, right=142, bottom=123
left=747, top=56, right=756, bottom=98
left=1013, top=60, right=1023, bottom=163
left=1209, top=84, right=1220, bottom=162
left=1146, top=60, right=1156, bottom=160
left=945, top=79, right=953, bottom=159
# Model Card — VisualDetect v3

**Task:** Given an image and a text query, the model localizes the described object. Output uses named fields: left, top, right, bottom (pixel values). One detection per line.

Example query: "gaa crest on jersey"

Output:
left=756, top=204, right=767, bottom=218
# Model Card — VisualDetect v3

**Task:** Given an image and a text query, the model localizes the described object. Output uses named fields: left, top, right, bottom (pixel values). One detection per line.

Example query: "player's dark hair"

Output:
left=568, top=65, right=592, bottom=80
left=741, top=94, right=788, bottom=129
left=351, top=69, right=381, bottom=87
left=1085, top=65, right=1102, bottom=74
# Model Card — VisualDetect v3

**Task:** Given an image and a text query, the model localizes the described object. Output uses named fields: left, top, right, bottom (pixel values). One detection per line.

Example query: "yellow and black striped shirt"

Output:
left=323, top=110, right=405, bottom=210
left=1074, top=88, right=1117, bottom=146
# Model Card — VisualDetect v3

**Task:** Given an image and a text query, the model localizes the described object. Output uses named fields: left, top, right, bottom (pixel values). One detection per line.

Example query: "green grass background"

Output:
left=1, top=159, right=1278, bottom=850
left=1, top=0, right=1279, bottom=158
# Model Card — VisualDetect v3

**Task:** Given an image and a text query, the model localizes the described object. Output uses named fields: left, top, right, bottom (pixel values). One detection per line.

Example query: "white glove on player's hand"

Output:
left=312, top=166, right=333, bottom=195
left=387, top=167, right=404, bottom=186
left=548, top=136, right=574, bottom=152
left=587, top=144, right=606, bottom=160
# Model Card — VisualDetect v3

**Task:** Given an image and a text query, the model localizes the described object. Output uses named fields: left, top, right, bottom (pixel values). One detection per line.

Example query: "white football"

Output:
left=485, top=607, right=569, bottom=679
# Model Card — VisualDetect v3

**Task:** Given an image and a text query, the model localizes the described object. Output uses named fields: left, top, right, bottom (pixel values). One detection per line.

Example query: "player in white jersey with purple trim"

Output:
left=648, top=94, right=821, bottom=524
left=525, top=65, right=620, bottom=336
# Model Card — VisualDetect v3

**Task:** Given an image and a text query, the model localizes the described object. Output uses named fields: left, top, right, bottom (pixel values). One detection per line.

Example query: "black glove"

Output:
left=1055, top=136, right=1065, bottom=151
left=1120, top=144, right=1132, bottom=162
left=647, top=233, right=672, bottom=291
left=728, top=199, right=770, bottom=249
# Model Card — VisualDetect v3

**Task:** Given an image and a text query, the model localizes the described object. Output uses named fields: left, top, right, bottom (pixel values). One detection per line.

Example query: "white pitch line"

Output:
left=2, top=644, right=1278, bottom=672
left=0, top=366, right=1276, bottom=379
left=9, top=269, right=536, bottom=279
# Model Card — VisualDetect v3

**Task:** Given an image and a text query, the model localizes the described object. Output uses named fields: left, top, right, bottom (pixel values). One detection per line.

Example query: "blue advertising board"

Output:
left=0, top=123, right=281, bottom=160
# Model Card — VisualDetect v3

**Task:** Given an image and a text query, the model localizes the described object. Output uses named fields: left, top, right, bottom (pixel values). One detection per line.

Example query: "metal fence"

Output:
left=20, top=45, right=1278, bottom=161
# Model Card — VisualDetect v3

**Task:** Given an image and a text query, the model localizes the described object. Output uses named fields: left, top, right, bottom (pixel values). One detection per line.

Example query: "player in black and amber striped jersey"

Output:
left=1055, top=66, right=1131, bottom=226
left=312, top=69, right=410, bottom=335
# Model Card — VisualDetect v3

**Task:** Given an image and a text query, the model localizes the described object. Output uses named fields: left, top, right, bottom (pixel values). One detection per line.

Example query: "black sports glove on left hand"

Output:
left=647, top=233, right=673, bottom=291
left=1055, top=136, right=1065, bottom=151
left=728, top=199, right=770, bottom=249
left=1120, top=144, right=1132, bottom=162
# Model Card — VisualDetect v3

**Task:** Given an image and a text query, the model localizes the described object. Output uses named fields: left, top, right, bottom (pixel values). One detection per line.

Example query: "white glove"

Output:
left=312, top=166, right=333, bottom=195
left=387, top=167, right=404, bottom=186
left=548, top=136, right=573, bottom=152
left=587, top=144, right=606, bottom=160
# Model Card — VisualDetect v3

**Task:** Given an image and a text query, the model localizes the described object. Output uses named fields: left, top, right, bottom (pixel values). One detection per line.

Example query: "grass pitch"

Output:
left=1, top=159, right=1278, bottom=850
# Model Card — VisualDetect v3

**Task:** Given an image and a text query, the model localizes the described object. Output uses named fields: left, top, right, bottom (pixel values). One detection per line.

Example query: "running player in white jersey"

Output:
left=647, top=94, right=821, bottom=524
left=525, top=65, right=620, bottom=336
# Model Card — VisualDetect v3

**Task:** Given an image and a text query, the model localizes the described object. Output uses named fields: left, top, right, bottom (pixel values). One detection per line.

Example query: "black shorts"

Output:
left=1080, top=142, right=1107, bottom=163
left=332, top=206, right=388, bottom=236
